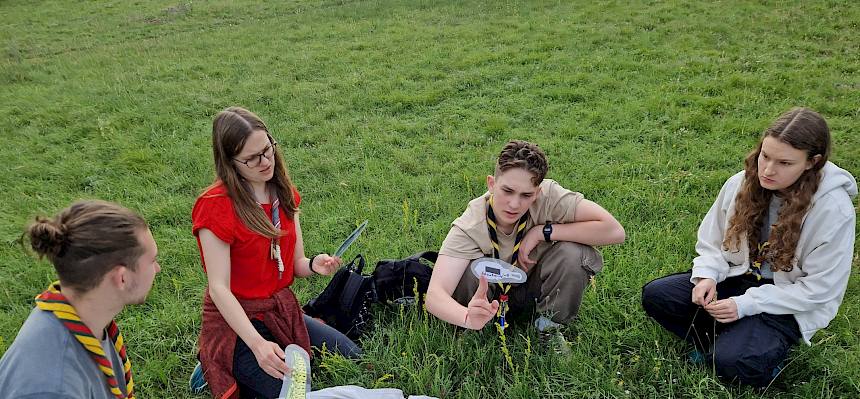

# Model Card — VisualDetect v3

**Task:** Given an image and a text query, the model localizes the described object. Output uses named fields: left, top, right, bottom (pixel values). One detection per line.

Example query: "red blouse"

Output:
left=192, top=182, right=301, bottom=300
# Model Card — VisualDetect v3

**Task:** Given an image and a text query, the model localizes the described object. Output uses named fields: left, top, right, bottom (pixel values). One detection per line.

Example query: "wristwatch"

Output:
left=543, top=222, right=553, bottom=242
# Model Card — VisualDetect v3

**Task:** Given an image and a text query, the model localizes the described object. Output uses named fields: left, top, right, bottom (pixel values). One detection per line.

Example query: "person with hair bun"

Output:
left=0, top=200, right=160, bottom=399
left=642, top=107, right=858, bottom=386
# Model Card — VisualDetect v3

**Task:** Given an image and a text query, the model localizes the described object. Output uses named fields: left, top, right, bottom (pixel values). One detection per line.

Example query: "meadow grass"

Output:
left=1, top=0, right=859, bottom=397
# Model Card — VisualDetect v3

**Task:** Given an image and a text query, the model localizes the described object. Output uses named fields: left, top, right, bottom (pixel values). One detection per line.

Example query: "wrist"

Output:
left=542, top=222, right=553, bottom=242
left=732, top=296, right=751, bottom=319
left=527, top=226, right=542, bottom=243
left=309, top=254, right=320, bottom=275
left=696, top=277, right=715, bottom=286
left=248, top=334, right=267, bottom=352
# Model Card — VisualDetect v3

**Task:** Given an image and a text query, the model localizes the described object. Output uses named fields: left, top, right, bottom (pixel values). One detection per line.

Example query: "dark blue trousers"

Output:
left=234, top=316, right=362, bottom=399
left=641, top=271, right=801, bottom=387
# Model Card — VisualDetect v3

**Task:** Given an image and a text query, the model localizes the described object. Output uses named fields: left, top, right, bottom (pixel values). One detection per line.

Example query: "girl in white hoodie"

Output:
left=642, top=107, right=857, bottom=387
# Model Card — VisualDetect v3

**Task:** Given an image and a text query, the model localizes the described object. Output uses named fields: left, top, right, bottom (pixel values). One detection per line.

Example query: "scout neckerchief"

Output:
left=486, top=194, right=530, bottom=330
left=252, top=183, right=286, bottom=279
left=34, top=282, right=134, bottom=399
left=748, top=198, right=782, bottom=280
left=746, top=241, right=770, bottom=281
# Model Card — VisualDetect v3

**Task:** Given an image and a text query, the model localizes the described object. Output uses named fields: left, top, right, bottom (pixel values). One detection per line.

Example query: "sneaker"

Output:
left=534, top=316, right=571, bottom=355
left=189, top=361, right=207, bottom=394
left=278, top=344, right=311, bottom=399
left=687, top=349, right=707, bottom=365
left=771, top=361, right=786, bottom=379
left=534, top=316, right=562, bottom=332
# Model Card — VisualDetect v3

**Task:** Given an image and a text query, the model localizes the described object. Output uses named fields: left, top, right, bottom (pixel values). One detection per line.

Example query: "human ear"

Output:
left=102, top=266, right=127, bottom=290
left=486, top=175, right=495, bottom=191
left=116, top=266, right=132, bottom=289
left=806, top=154, right=822, bottom=170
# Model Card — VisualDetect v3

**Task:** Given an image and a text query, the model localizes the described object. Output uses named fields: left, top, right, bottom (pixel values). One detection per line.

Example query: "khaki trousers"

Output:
left=452, top=241, right=603, bottom=324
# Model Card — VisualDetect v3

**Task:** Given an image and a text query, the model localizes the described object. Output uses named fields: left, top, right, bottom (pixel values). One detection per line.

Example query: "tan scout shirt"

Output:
left=439, top=179, right=584, bottom=262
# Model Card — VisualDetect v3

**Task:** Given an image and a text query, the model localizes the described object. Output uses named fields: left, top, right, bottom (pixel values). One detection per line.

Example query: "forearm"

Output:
left=736, top=210, right=854, bottom=317
left=735, top=263, right=852, bottom=317
left=734, top=279, right=845, bottom=317
left=294, top=256, right=313, bottom=278
left=550, top=220, right=625, bottom=246
left=425, top=287, right=469, bottom=328
left=209, top=285, right=265, bottom=347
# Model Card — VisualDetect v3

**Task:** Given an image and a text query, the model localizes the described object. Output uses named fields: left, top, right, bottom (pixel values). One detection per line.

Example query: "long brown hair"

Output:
left=28, top=200, right=148, bottom=292
left=207, top=107, right=297, bottom=239
left=724, top=107, right=830, bottom=271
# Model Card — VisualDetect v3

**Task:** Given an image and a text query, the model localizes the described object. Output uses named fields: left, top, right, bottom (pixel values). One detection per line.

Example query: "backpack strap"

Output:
left=347, top=254, right=367, bottom=274
left=339, top=273, right=366, bottom=312
left=339, top=254, right=375, bottom=311
left=406, top=251, right=438, bottom=264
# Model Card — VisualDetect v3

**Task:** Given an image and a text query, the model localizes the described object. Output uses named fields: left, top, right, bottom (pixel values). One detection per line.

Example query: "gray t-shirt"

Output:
left=0, top=308, right=127, bottom=399
left=755, top=196, right=784, bottom=279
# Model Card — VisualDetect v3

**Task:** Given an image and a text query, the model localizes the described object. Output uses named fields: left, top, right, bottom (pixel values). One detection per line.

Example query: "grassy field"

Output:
left=2, top=0, right=859, bottom=397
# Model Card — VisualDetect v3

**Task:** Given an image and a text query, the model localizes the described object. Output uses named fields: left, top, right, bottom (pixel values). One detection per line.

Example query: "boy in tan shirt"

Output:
left=426, top=140, right=625, bottom=333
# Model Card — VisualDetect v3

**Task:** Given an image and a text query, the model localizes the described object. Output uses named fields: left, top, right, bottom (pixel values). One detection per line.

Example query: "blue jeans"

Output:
left=234, top=315, right=361, bottom=399
left=641, top=271, right=800, bottom=387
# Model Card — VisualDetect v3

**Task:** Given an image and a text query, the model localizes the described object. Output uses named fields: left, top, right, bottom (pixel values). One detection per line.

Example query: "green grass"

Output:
left=2, top=0, right=859, bottom=397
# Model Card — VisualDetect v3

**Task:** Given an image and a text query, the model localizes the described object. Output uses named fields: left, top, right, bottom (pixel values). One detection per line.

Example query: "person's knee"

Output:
left=338, top=340, right=363, bottom=359
left=737, top=357, right=774, bottom=386
left=551, top=242, right=602, bottom=273
left=552, top=241, right=587, bottom=257
left=640, top=278, right=677, bottom=318
left=311, top=337, right=362, bottom=359
left=713, top=349, right=775, bottom=387
left=640, top=280, right=661, bottom=316
left=641, top=274, right=694, bottom=317
left=712, top=315, right=793, bottom=386
left=541, top=242, right=597, bottom=280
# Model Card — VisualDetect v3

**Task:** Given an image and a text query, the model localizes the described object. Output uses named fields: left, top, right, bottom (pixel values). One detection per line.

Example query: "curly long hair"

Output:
left=723, top=108, right=830, bottom=272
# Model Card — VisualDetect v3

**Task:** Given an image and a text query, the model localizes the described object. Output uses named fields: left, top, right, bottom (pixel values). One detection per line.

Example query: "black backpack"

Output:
left=303, top=254, right=377, bottom=340
left=372, top=251, right=437, bottom=306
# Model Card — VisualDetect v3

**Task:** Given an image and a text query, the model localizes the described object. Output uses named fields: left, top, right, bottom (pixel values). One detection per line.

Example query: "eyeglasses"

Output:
left=234, top=141, right=278, bottom=168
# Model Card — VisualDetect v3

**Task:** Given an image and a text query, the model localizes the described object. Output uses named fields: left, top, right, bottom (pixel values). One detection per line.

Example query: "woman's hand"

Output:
left=705, top=299, right=739, bottom=323
left=250, top=339, right=289, bottom=379
left=311, top=254, right=342, bottom=276
left=465, top=276, right=499, bottom=330
left=691, top=278, right=717, bottom=306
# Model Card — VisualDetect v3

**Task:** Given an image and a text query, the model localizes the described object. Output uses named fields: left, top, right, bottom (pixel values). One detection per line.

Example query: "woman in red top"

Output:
left=192, top=107, right=360, bottom=399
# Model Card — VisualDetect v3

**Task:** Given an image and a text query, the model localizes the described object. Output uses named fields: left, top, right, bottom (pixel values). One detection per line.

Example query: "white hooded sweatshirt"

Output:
left=691, top=161, right=857, bottom=344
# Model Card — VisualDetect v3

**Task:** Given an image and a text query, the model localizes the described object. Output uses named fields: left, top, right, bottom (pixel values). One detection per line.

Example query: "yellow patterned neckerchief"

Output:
left=34, top=282, right=135, bottom=399
left=486, top=195, right=530, bottom=329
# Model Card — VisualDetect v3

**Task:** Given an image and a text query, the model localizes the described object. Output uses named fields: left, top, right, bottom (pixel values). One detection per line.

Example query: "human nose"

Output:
left=762, top=161, right=775, bottom=176
left=259, top=153, right=272, bottom=168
